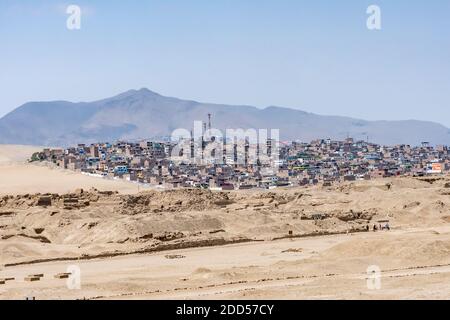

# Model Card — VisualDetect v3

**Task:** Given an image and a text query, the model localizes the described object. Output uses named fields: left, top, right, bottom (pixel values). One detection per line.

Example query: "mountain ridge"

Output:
left=0, top=88, right=449, bottom=147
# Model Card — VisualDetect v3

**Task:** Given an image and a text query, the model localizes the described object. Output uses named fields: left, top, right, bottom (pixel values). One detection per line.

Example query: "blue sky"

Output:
left=0, top=0, right=449, bottom=125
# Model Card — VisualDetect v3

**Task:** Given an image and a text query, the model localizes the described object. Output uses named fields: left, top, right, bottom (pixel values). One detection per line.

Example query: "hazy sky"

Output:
left=0, top=0, right=449, bottom=125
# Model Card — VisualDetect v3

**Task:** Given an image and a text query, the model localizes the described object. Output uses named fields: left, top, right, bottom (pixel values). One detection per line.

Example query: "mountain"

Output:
left=0, top=88, right=449, bottom=147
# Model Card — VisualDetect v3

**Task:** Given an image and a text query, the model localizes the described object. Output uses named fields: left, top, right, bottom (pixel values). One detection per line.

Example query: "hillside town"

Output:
left=30, top=133, right=450, bottom=191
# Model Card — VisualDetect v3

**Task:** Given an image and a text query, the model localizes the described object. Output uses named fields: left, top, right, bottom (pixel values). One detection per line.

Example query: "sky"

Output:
left=0, top=0, right=449, bottom=125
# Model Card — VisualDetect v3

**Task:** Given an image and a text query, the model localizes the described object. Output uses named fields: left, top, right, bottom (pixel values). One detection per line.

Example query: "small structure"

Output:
left=25, top=274, right=44, bottom=282
left=24, top=276, right=41, bottom=282
left=377, top=219, right=391, bottom=230
left=37, top=196, right=52, bottom=207
left=1, top=277, right=15, bottom=285
left=312, top=213, right=325, bottom=221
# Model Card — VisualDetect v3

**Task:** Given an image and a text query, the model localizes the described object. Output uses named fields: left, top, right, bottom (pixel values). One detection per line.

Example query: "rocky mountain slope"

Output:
left=1, top=88, right=449, bottom=146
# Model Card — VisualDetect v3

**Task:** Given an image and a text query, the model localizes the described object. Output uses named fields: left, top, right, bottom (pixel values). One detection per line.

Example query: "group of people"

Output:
left=366, top=223, right=390, bottom=232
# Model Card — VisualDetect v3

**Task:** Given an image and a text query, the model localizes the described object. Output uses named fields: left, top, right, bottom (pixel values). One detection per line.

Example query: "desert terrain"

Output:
left=1, top=145, right=450, bottom=300
left=0, top=145, right=147, bottom=195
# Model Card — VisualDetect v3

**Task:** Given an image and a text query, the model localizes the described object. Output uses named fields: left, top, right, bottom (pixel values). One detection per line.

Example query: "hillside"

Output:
left=1, top=88, right=449, bottom=146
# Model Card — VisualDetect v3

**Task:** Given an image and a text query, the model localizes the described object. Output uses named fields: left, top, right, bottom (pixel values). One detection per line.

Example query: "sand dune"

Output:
left=0, top=145, right=145, bottom=195
left=0, top=145, right=42, bottom=164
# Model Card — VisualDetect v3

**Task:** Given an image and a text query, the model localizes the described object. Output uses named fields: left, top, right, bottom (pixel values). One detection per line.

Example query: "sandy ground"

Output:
left=2, top=227, right=450, bottom=300
left=0, top=145, right=43, bottom=164
left=0, top=145, right=146, bottom=195
left=1, top=145, right=450, bottom=300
